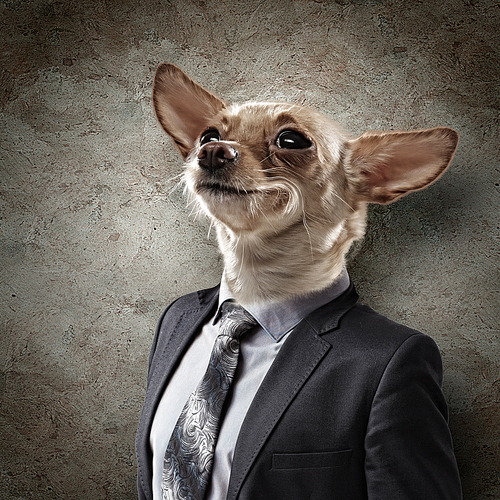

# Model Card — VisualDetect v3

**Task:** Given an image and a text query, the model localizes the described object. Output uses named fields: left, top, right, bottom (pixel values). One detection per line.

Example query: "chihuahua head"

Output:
left=152, top=63, right=458, bottom=305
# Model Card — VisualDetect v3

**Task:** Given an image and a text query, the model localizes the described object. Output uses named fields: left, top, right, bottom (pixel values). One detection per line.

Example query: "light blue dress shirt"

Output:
left=150, top=268, right=350, bottom=500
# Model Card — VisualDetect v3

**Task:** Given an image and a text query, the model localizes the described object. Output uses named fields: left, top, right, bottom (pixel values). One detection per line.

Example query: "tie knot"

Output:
left=219, top=302, right=258, bottom=339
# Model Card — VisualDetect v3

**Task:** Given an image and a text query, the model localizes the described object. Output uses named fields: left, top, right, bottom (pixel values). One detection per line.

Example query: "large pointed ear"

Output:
left=152, top=63, right=226, bottom=158
left=347, top=127, right=459, bottom=204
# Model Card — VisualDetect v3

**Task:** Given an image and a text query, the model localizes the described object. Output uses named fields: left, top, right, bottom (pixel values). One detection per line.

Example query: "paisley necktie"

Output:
left=161, top=302, right=257, bottom=500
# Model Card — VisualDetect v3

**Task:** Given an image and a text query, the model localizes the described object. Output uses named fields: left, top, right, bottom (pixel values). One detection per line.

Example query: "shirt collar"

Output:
left=214, top=268, right=350, bottom=342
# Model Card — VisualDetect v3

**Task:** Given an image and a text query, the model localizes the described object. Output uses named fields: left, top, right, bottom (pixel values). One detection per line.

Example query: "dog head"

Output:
left=152, top=63, right=458, bottom=302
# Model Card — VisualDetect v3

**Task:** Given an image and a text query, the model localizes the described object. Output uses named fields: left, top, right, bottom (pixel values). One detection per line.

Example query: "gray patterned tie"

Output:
left=161, top=302, right=257, bottom=500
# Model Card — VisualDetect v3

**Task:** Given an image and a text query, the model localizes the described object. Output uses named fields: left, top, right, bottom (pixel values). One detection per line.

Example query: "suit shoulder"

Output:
left=348, top=301, right=421, bottom=334
left=160, top=284, right=220, bottom=320
left=319, top=301, right=443, bottom=394
left=148, top=285, right=220, bottom=370
left=332, top=301, right=436, bottom=355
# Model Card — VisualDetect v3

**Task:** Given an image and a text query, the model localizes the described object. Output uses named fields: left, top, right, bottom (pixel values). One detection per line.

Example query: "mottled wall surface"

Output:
left=1, top=0, right=498, bottom=498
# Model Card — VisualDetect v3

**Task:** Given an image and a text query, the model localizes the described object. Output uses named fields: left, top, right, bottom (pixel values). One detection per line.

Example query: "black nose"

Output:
left=198, top=142, right=237, bottom=172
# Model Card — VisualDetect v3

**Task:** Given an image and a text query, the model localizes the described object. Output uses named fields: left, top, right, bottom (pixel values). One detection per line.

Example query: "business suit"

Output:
left=136, top=283, right=462, bottom=499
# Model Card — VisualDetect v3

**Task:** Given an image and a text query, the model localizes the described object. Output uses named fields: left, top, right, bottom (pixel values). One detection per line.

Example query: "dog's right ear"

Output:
left=152, top=63, right=226, bottom=158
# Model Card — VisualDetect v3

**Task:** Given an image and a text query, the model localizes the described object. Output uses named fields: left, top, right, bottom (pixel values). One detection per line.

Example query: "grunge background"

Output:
left=1, top=1, right=499, bottom=498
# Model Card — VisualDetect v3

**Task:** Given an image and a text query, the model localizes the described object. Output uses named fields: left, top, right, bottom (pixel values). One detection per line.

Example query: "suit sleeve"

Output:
left=364, top=333, right=462, bottom=499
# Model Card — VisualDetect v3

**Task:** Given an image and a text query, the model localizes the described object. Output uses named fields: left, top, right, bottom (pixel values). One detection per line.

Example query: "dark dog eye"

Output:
left=276, top=130, right=312, bottom=149
left=200, top=129, right=221, bottom=145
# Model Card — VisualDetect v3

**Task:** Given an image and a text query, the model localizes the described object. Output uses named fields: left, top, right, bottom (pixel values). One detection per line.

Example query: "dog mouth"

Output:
left=197, top=181, right=256, bottom=197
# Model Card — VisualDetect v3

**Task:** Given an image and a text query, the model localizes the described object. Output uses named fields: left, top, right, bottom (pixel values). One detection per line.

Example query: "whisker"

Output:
left=167, top=179, right=185, bottom=196
left=207, top=218, right=215, bottom=240
left=332, top=192, right=356, bottom=212
left=236, top=235, right=245, bottom=281
left=256, top=204, right=279, bottom=234
left=264, top=169, right=356, bottom=213
left=166, top=172, right=185, bottom=183
left=260, top=152, right=275, bottom=164
left=302, top=211, right=315, bottom=262
left=185, top=197, right=199, bottom=210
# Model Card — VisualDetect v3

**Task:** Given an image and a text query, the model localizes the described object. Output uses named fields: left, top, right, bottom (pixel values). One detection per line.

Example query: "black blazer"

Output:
left=136, top=284, right=462, bottom=499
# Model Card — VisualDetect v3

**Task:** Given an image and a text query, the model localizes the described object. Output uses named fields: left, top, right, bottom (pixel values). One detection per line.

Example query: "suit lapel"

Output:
left=225, top=284, right=359, bottom=500
left=136, top=287, right=219, bottom=500
left=225, top=322, right=330, bottom=500
left=147, top=289, right=219, bottom=411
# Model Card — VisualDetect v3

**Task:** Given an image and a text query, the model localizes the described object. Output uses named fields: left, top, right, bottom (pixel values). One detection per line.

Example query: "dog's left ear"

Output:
left=153, top=63, right=226, bottom=158
left=347, top=127, right=459, bottom=204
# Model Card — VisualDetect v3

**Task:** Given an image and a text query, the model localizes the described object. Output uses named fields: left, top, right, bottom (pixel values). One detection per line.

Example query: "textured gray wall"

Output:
left=1, top=0, right=499, bottom=498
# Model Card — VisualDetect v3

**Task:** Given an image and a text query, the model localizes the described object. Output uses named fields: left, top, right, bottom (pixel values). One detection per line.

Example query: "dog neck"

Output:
left=214, top=207, right=365, bottom=306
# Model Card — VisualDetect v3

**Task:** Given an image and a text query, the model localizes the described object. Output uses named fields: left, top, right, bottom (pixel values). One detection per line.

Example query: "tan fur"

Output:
left=153, top=63, right=459, bottom=305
